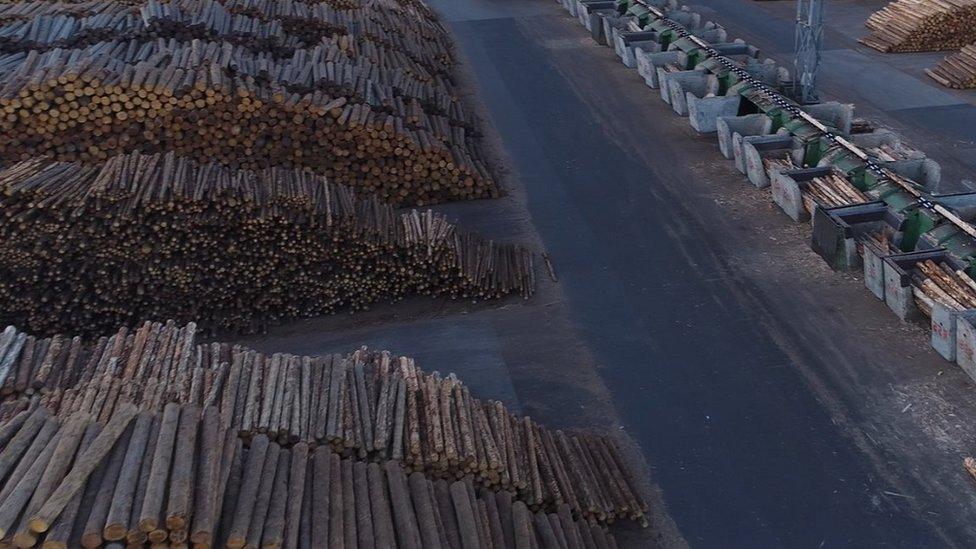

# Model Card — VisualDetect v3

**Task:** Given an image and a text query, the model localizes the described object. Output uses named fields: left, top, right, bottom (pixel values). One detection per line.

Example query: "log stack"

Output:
left=0, top=152, right=534, bottom=336
left=926, top=43, right=976, bottom=88
left=0, top=403, right=622, bottom=548
left=861, top=0, right=976, bottom=53
left=0, top=0, right=498, bottom=206
left=0, top=320, right=648, bottom=527
left=801, top=171, right=870, bottom=214
left=910, top=259, right=976, bottom=316
left=0, top=319, right=650, bottom=547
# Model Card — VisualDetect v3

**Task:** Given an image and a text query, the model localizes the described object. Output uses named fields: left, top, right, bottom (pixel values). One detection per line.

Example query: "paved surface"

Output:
left=235, top=0, right=976, bottom=546
left=687, top=0, right=976, bottom=190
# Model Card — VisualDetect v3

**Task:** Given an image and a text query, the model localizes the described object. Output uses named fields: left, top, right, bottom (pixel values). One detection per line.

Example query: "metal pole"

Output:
left=795, top=0, right=823, bottom=104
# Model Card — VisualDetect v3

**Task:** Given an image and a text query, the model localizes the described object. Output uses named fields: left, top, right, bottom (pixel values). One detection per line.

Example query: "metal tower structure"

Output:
left=794, top=0, right=824, bottom=104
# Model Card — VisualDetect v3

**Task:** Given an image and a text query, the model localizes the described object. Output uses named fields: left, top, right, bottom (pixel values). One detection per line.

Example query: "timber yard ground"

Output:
left=232, top=0, right=976, bottom=546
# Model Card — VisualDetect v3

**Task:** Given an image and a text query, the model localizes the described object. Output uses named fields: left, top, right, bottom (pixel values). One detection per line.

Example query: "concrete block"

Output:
left=638, top=51, right=683, bottom=89
left=882, top=250, right=947, bottom=322
left=579, top=3, right=615, bottom=34
left=601, top=15, right=634, bottom=50
left=740, top=133, right=800, bottom=189
left=689, top=28, right=729, bottom=44
left=883, top=157, right=941, bottom=193
left=613, top=30, right=660, bottom=67
left=931, top=302, right=973, bottom=361
left=668, top=10, right=702, bottom=29
left=861, top=242, right=886, bottom=300
left=687, top=94, right=740, bottom=133
left=770, top=165, right=833, bottom=222
left=847, top=128, right=901, bottom=150
left=810, top=201, right=893, bottom=271
left=708, top=41, right=759, bottom=59
left=561, top=0, right=577, bottom=17
left=955, top=312, right=976, bottom=381
left=801, top=102, right=854, bottom=136
left=665, top=70, right=713, bottom=116
left=716, top=113, right=772, bottom=160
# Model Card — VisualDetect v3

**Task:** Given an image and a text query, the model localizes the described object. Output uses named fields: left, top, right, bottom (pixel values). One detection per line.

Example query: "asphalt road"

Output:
left=237, top=0, right=976, bottom=546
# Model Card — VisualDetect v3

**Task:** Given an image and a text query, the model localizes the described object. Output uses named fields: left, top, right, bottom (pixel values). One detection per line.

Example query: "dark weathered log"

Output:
left=137, top=403, right=181, bottom=535
left=104, top=412, right=154, bottom=540
left=28, top=403, right=138, bottom=535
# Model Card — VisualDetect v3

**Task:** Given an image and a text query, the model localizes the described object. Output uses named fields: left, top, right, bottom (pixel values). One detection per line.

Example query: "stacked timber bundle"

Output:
left=0, top=0, right=497, bottom=206
left=910, top=259, right=976, bottom=316
left=0, top=320, right=648, bottom=526
left=762, top=155, right=795, bottom=174
left=802, top=172, right=870, bottom=214
left=860, top=0, right=976, bottom=53
left=0, top=152, right=534, bottom=335
left=0, top=402, right=622, bottom=548
left=859, top=227, right=895, bottom=255
left=926, top=43, right=976, bottom=88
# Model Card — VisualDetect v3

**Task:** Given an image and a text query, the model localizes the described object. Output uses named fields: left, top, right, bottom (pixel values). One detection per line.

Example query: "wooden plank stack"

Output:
left=0, top=0, right=498, bottom=206
left=861, top=0, right=976, bottom=53
left=910, top=259, right=976, bottom=316
left=0, top=152, right=534, bottom=336
left=0, top=321, right=648, bottom=527
left=926, top=43, right=976, bottom=88
left=801, top=172, right=870, bottom=214
left=0, top=403, right=623, bottom=548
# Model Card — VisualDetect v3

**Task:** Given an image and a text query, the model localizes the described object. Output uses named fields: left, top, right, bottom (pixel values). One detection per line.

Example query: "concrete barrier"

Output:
left=638, top=51, right=684, bottom=89
left=716, top=113, right=772, bottom=161
left=847, top=128, right=902, bottom=150
left=931, top=301, right=975, bottom=361
left=665, top=70, right=715, bottom=115
left=861, top=241, right=888, bottom=300
left=810, top=201, right=897, bottom=271
left=577, top=0, right=615, bottom=31
left=687, top=93, right=740, bottom=133
left=613, top=30, right=661, bottom=68
left=770, top=165, right=833, bottom=222
left=882, top=249, right=947, bottom=322
left=739, top=133, right=801, bottom=188
left=599, top=14, right=633, bottom=48
left=801, top=102, right=854, bottom=136
left=955, top=312, right=976, bottom=382
left=561, top=0, right=577, bottom=17
left=883, top=157, right=942, bottom=193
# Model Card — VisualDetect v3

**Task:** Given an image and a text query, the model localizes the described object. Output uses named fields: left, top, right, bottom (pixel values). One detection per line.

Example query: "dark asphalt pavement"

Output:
left=238, top=0, right=976, bottom=546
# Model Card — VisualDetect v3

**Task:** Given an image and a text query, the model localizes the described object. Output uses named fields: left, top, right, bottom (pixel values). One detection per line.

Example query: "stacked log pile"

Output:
left=802, top=172, right=870, bottom=213
left=0, top=403, right=622, bottom=548
left=0, top=320, right=648, bottom=547
left=910, top=259, right=976, bottom=316
left=926, top=43, right=976, bottom=88
left=0, top=320, right=647, bottom=527
left=861, top=0, right=976, bottom=53
left=0, top=0, right=497, bottom=206
left=0, top=152, right=533, bottom=335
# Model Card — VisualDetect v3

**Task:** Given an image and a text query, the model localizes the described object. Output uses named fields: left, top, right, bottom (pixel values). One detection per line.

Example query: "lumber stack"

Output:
left=0, top=403, right=622, bottom=548
left=0, top=321, right=648, bottom=526
left=861, top=0, right=976, bottom=53
left=0, top=0, right=498, bottom=206
left=801, top=172, right=870, bottom=214
left=0, top=152, right=533, bottom=336
left=926, top=43, right=976, bottom=88
left=910, top=259, right=976, bottom=316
